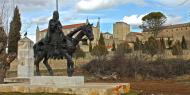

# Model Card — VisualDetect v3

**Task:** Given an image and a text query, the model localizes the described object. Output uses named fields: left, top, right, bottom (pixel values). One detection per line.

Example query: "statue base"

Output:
left=30, top=76, right=84, bottom=86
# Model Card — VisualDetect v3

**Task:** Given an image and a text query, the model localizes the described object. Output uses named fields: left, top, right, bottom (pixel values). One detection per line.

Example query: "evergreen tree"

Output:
left=134, top=37, right=142, bottom=51
left=0, top=27, right=7, bottom=53
left=91, top=33, right=108, bottom=57
left=98, top=33, right=108, bottom=55
left=167, top=37, right=173, bottom=49
left=98, top=33, right=106, bottom=46
left=115, top=42, right=132, bottom=56
left=159, top=38, right=165, bottom=53
left=91, top=45, right=101, bottom=57
left=172, top=41, right=183, bottom=55
left=8, top=6, right=21, bottom=54
left=146, top=36, right=158, bottom=57
left=111, top=40, right=116, bottom=51
left=89, top=41, right=92, bottom=52
left=142, top=41, right=148, bottom=53
left=181, top=36, right=187, bottom=49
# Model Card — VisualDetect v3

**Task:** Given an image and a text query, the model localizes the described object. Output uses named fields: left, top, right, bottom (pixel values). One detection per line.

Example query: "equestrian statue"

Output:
left=33, top=11, right=94, bottom=77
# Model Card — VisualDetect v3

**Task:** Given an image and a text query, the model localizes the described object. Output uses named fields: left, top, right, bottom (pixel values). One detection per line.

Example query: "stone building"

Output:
left=36, top=19, right=101, bottom=52
left=125, top=32, right=143, bottom=43
left=112, top=22, right=190, bottom=50
left=141, top=23, right=190, bottom=49
left=102, top=32, right=113, bottom=51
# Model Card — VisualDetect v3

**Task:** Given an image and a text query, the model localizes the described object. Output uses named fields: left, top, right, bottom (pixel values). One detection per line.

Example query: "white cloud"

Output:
left=75, top=0, right=147, bottom=12
left=14, top=0, right=190, bottom=13
left=166, top=15, right=183, bottom=25
left=15, top=0, right=69, bottom=11
left=31, top=16, right=51, bottom=25
left=122, top=14, right=183, bottom=26
left=123, top=15, right=145, bottom=26
left=155, top=0, right=190, bottom=7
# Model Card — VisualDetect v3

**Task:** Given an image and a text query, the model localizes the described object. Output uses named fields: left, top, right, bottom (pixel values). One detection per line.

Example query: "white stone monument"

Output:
left=17, top=37, right=34, bottom=78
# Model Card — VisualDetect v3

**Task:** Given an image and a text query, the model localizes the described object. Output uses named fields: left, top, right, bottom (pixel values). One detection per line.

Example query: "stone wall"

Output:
left=140, top=23, right=190, bottom=49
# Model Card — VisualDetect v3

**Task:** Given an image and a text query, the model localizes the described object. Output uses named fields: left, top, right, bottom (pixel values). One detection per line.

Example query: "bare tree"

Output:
left=0, top=0, right=14, bottom=34
left=0, top=0, right=15, bottom=83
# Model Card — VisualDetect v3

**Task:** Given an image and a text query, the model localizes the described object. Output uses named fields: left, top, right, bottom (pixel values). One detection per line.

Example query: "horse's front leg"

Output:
left=43, top=56, right=53, bottom=76
left=65, top=53, right=74, bottom=77
left=34, top=58, right=41, bottom=76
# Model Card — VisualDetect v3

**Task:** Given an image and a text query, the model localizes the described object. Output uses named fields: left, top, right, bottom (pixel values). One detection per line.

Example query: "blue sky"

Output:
left=7, top=0, right=190, bottom=41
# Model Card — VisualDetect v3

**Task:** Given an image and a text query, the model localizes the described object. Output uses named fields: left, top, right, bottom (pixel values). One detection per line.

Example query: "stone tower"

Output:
left=36, top=25, right=40, bottom=42
left=92, top=18, right=101, bottom=46
left=113, top=22, right=130, bottom=44
left=96, top=17, right=100, bottom=28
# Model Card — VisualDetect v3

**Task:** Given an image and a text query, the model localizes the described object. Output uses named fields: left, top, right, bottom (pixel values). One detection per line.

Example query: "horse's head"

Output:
left=81, top=23, right=94, bottom=41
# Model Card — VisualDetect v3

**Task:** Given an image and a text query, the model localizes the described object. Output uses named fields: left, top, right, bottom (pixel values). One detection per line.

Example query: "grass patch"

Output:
left=126, top=92, right=138, bottom=95
left=7, top=69, right=67, bottom=77
left=0, top=92, right=75, bottom=95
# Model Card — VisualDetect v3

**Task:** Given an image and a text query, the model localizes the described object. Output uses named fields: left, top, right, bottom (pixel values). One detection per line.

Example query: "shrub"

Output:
left=134, top=37, right=142, bottom=51
left=115, top=42, right=132, bottom=56
left=83, top=54, right=190, bottom=79
left=181, top=36, right=187, bottom=49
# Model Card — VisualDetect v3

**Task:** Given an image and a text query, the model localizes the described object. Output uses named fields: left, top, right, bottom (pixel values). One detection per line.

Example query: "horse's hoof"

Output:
left=68, top=74, right=72, bottom=77
left=49, top=73, right=54, bottom=76
left=67, top=69, right=73, bottom=77
left=36, top=74, right=41, bottom=76
left=49, top=71, right=54, bottom=76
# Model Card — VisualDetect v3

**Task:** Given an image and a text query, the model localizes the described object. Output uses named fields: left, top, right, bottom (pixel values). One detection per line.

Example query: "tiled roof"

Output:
left=63, top=23, right=85, bottom=29
left=40, top=23, right=85, bottom=32
left=106, top=45, right=112, bottom=49
left=103, top=32, right=112, bottom=35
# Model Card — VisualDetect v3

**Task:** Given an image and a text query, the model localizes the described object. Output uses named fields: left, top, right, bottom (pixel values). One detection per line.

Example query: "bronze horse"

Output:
left=33, top=23, right=94, bottom=76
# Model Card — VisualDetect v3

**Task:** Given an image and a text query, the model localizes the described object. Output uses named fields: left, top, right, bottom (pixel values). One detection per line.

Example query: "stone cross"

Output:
left=56, top=0, right=59, bottom=11
left=17, top=37, right=34, bottom=78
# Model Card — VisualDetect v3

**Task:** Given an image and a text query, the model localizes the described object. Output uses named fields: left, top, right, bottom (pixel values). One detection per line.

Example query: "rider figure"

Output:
left=44, top=11, right=66, bottom=57
left=45, top=11, right=66, bottom=45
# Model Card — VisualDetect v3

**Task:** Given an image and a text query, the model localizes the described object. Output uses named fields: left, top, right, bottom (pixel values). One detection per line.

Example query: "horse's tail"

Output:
left=33, top=39, right=45, bottom=58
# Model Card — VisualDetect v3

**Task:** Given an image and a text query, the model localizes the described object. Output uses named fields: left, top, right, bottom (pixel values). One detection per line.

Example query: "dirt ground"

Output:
left=6, top=67, right=190, bottom=95
left=85, top=77, right=190, bottom=95
left=130, top=80, right=190, bottom=95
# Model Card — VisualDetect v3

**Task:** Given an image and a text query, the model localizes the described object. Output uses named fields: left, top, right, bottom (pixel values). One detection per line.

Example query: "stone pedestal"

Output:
left=30, top=76, right=84, bottom=86
left=17, top=37, right=34, bottom=78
